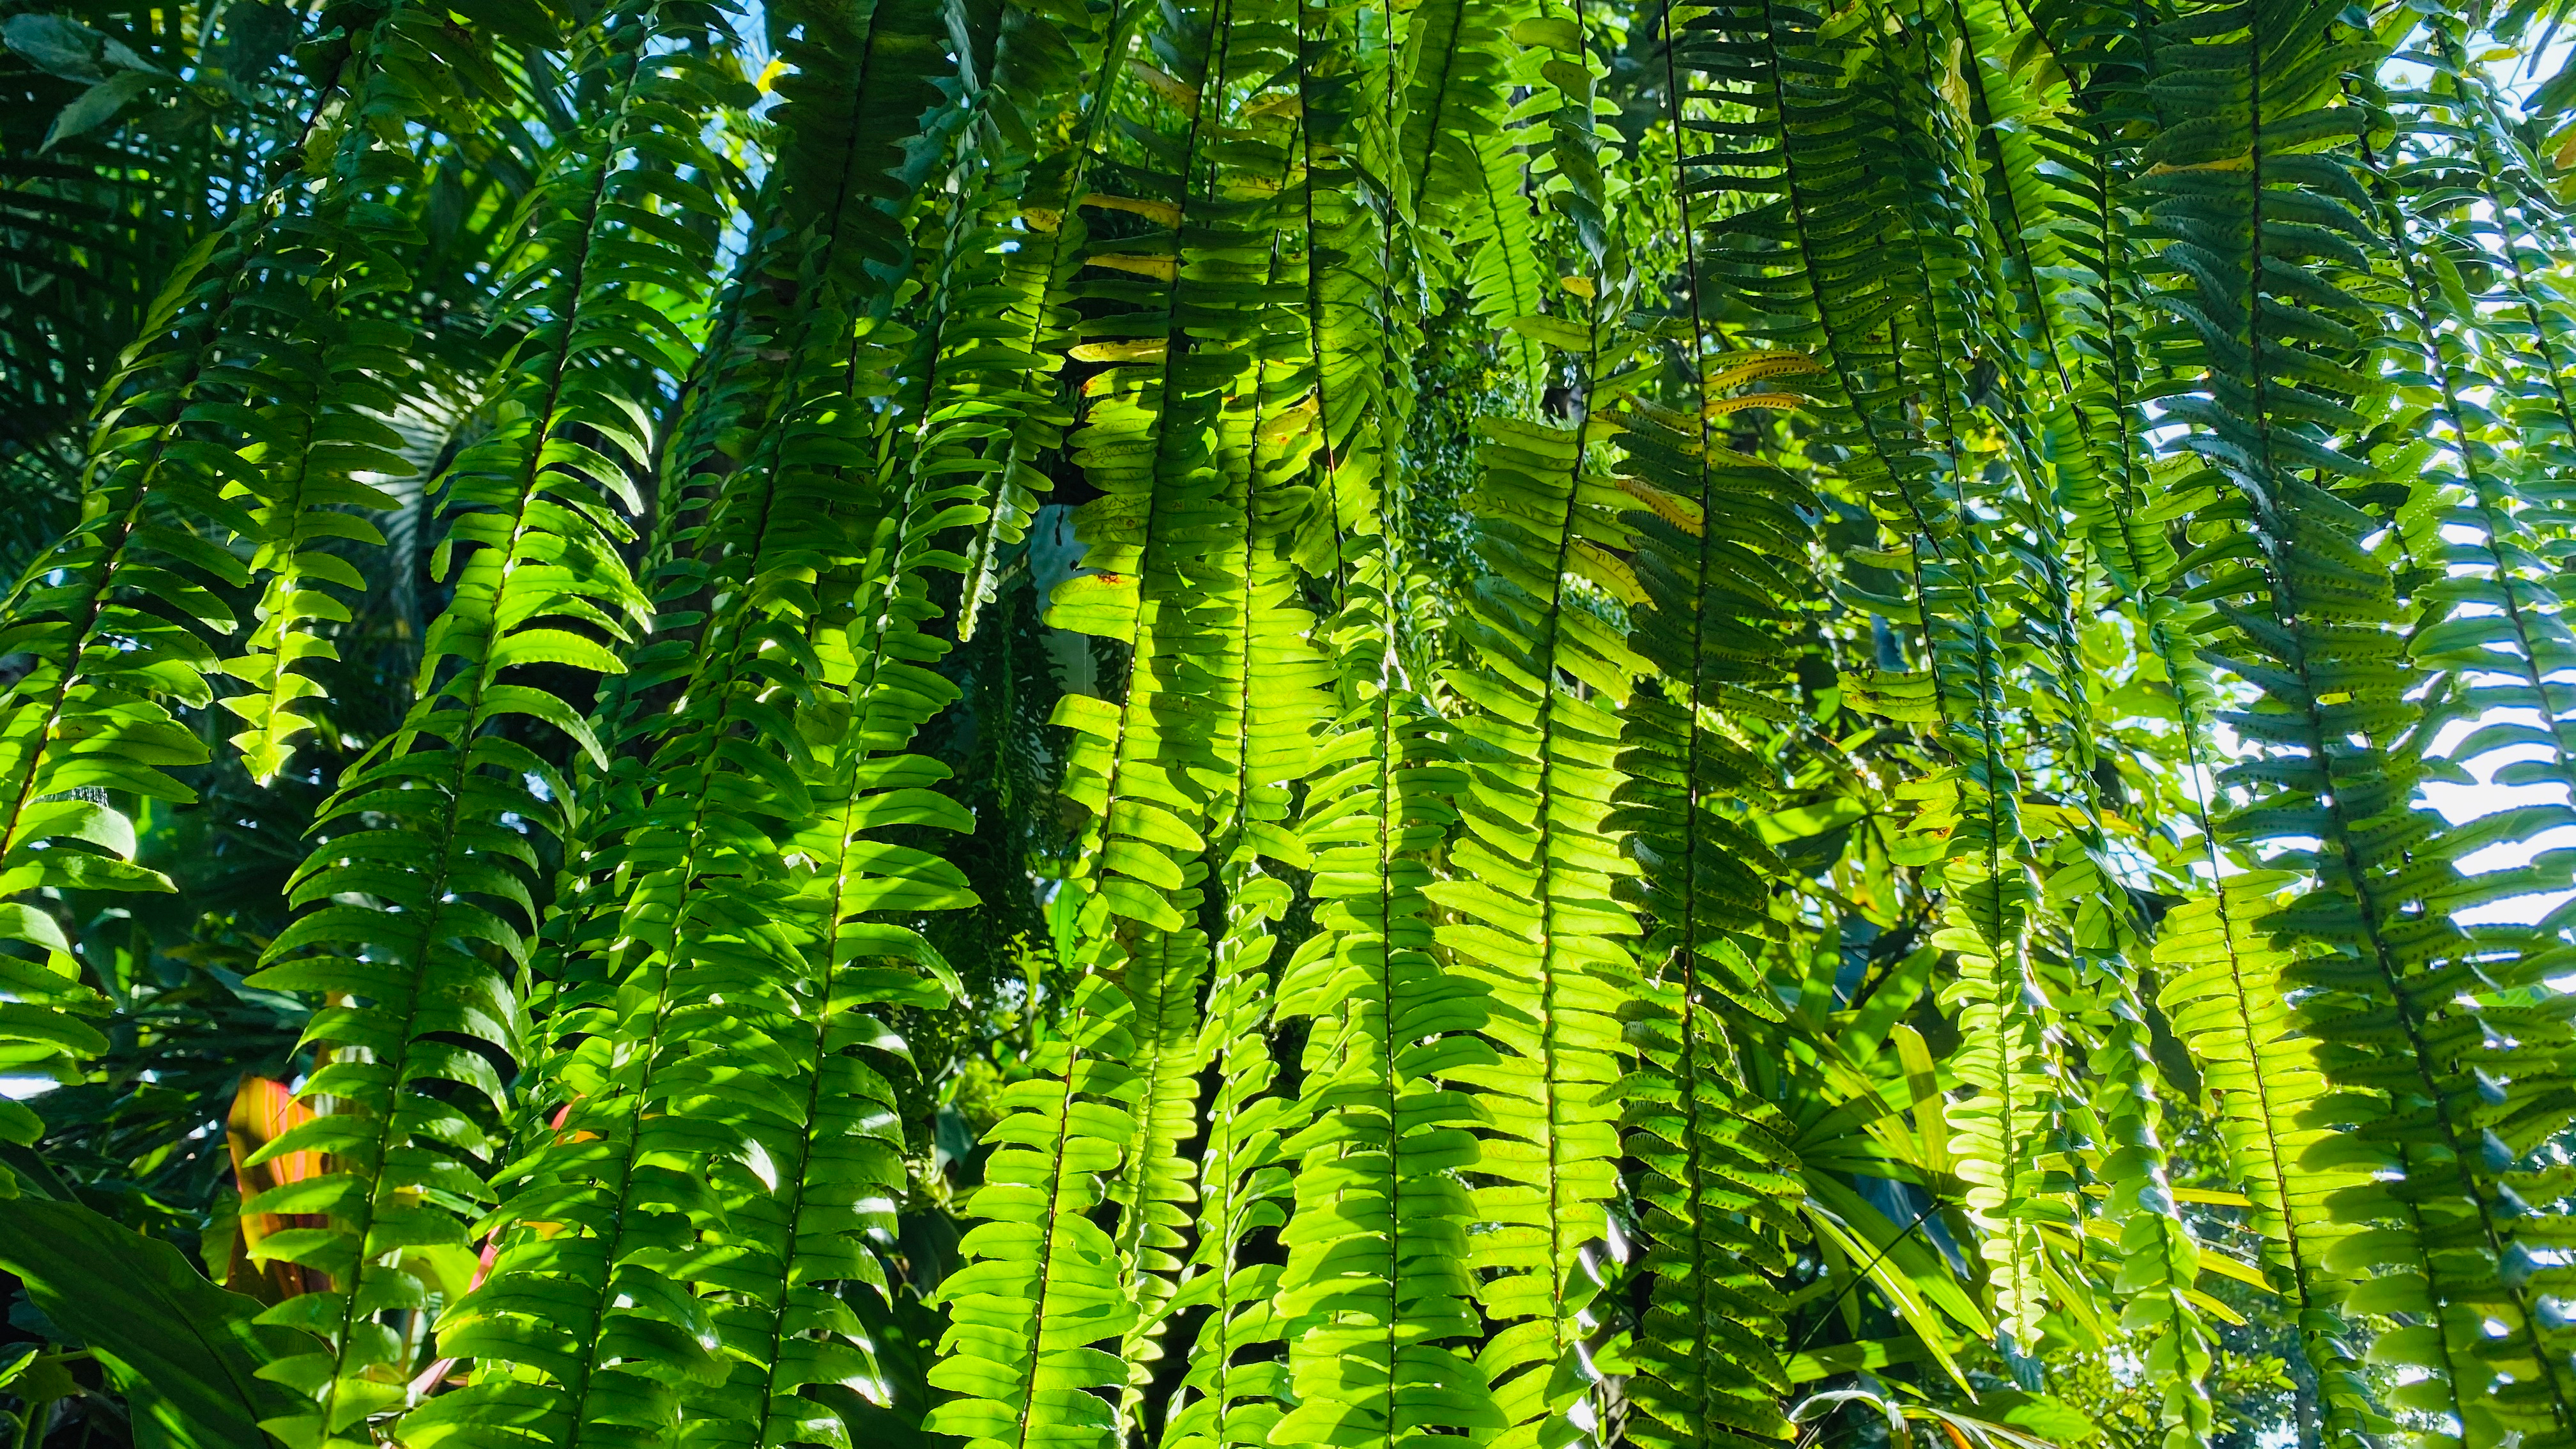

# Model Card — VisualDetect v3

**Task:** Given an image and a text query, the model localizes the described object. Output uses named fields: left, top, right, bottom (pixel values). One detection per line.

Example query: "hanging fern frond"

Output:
left=1252, top=6, right=1505, bottom=1444
left=1869, top=13, right=2074, bottom=1363
left=405, top=11, right=988, bottom=1443
left=2145, top=3, right=2576, bottom=1440
left=950, top=0, right=1140, bottom=642
left=1603, top=36, right=1816, bottom=1429
left=0, top=6, right=467, bottom=1135
left=1151, top=135, right=1344, bottom=1444
left=1675, top=0, right=2070, bottom=1356
left=2153, top=873, right=2376, bottom=1441
left=1425, top=22, right=1654, bottom=1437
left=1439, top=395, right=1643, bottom=1430
left=1892, top=2, right=2230, bottom=1410
left=30, top=0, right=2576, bottom=1443
left=685, top=174, right=1021, bottom=1449
left=1273, top=702, right=1500, bottom=1449
left=241, top=8, right=749, bottom=1442
left=930, top=0, right=1295, bottom=1439
left=1607, top=485, right=1807, bottom=1449
left=1420, top=0, right=1549, bottom=396
left=925, top=967, right=1143, bottom=1449
left=218, top=3, right=562, bottom=785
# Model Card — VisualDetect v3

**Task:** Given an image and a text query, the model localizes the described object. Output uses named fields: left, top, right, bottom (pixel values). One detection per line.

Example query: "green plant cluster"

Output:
left=6, top=0, right=2576, bottom=1448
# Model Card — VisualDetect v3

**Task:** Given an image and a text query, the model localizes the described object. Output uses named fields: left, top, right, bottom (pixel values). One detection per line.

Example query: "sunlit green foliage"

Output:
left=13, top=2, right=2576, bottom=1449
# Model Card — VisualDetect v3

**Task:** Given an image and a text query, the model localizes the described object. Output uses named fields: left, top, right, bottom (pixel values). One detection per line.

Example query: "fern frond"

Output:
left=2153, top=874, right=2372, bottom=1438
left=218, top=6, right=560, bottom=783
left=1602, top=36, right=1814, bottom=1430
left=1682, top=0, right=2074, bottom=1354
left=1885, top=4, right=2233, bottom=1410
left=2146, top=4, right=2576, bottom=1441
left=1156, top=868, right=1288, bottom=1449
left=952, top=0, right=1140, bottom=643
left=1243, top=8, right=1507, bottom=1443
left=1273, top=702, right=1501, bottom=1449
left=934, top=1, right=1303, bottom=1439
left=924, top=972, right=1142, bottom=1449
left=1149, top=178, right=1344, bottom=1445
left=414, top=34, right=988, bottom=1449
left=691, top=66, right=1007, bottom=1449
left=246, top=9, right=749, bottom=1442
left=1428, top=144, right=1648, bottom=1448
left=0, top=17, right=441, bottom=1122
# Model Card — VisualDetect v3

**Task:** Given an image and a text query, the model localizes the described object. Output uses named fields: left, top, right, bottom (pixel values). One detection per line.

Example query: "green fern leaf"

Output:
left=249, top=10, right=749, bottom=1443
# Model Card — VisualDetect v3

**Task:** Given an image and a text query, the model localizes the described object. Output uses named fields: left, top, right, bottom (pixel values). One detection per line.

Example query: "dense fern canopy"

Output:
left=8, top=0, right=2576, bottom=1446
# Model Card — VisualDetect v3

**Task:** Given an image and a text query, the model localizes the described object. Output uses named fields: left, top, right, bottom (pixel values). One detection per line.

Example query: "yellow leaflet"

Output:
left=1936, top=34, right=1972, bottom=128
left=1082, top=367, right=1156, bottom=397
left=1510, top=15, right=1583, bottom=51
left=1568, top=539, right=1645, bottom=606
left=2144, top=152, right=2255, bottom=174
left=1705, top=392, right=1806, bottom=419
left=1048, top=572, right=1141, bottom=636
left=1087, top=254, right=1179, bottom=281
left=1068, top=340, right=1169, bottom=364
left=1125, top=58, right=1199, bottom=114
left=1615, top=475, right=1703, bottom=534
left=1620, top=396, right=1699, bottom=440
left=1255, top=397, right=1318, bottom=445
left=2074, top=1216, right=2273, bottom=1292
left=2188, top=1250, right=2273, bottom=1294
left=1703, top=349, right=1820, bottom=393
left=1049, top=693, right=1124, bottom=739
left=1895, top=1023, right=1951, bottom=1175
left=1079, top=193, right=1182, bottom=227
left=2186, top=1290, right=2248, bottom=1326
left=1504, top=313, right=1593, bottom=353
left=1843, top=669, right=1942, bottom=724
